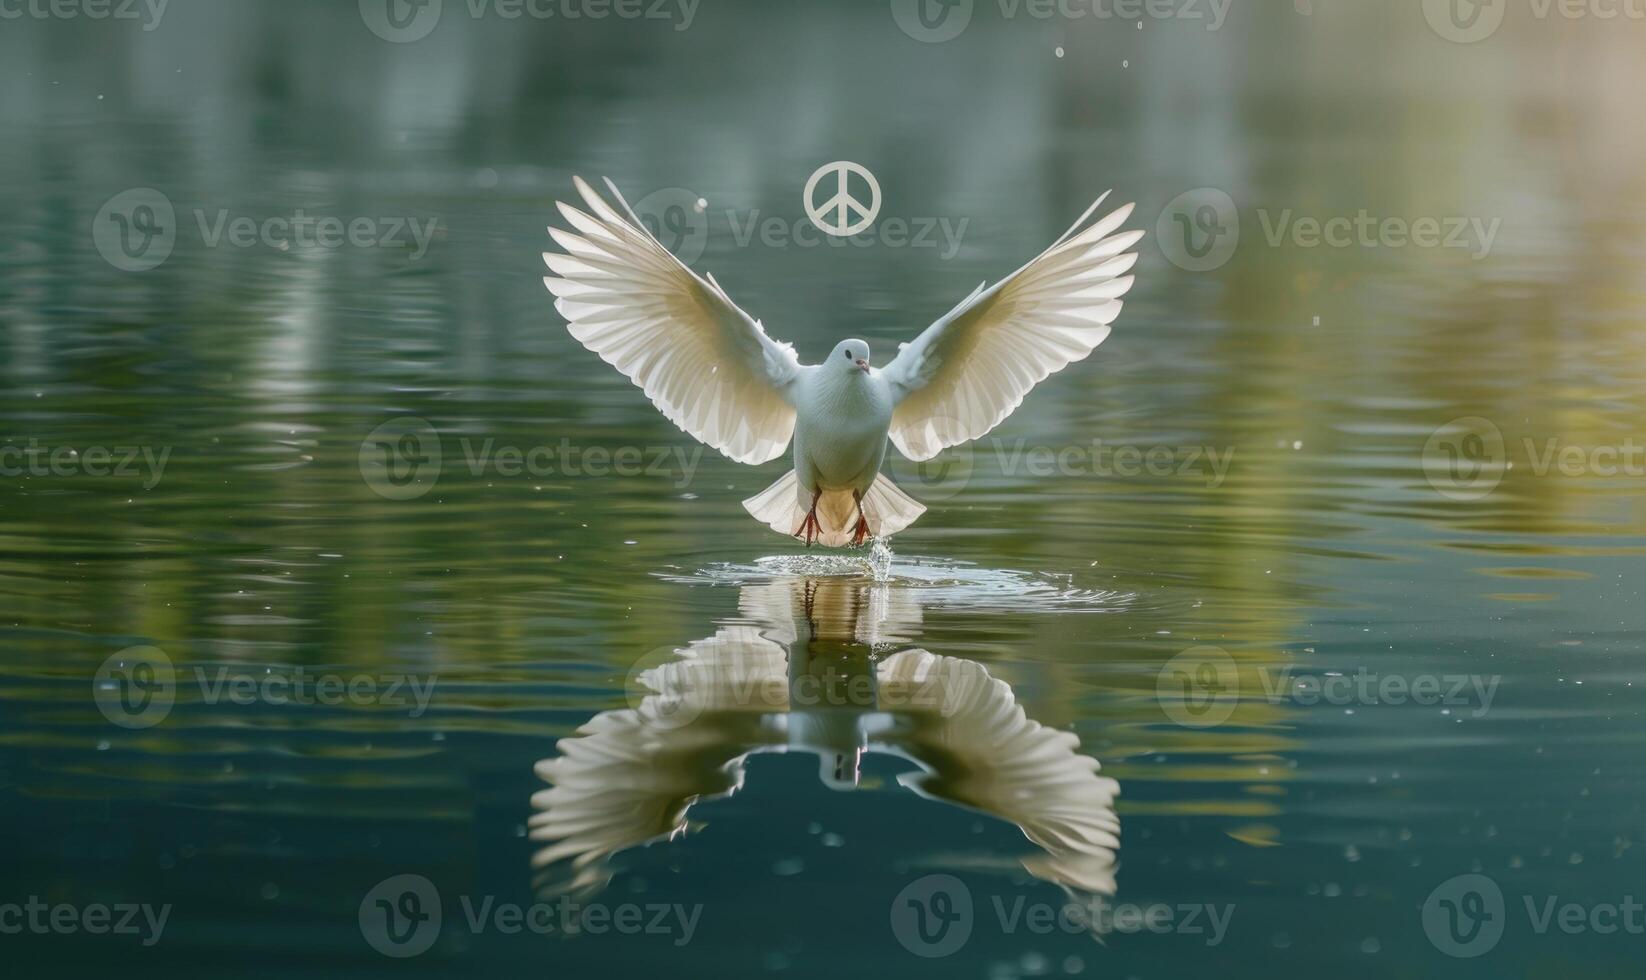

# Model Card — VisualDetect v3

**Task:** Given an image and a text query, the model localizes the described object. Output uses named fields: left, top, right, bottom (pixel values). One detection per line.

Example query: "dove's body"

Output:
left=793, top=364, right=893, bottom=495
left=543, top=176, right=1142, bottom=547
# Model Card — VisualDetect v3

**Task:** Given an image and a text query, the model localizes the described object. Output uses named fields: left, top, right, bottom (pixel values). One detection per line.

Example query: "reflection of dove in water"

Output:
left=543, top=177, right=1141, bottom=546
left=529, top=577, right=1120, bottom=898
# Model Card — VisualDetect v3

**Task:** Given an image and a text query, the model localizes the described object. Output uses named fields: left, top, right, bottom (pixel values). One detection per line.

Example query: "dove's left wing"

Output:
left=881, top=196, right=1142, bottom=461
left=876, top=650, right=1121, bottom=895
left=544, top=177, right=802, bottom=465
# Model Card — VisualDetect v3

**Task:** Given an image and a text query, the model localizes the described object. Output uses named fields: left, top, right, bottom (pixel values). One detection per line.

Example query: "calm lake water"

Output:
left=4, top=1, right=1646, bottom=976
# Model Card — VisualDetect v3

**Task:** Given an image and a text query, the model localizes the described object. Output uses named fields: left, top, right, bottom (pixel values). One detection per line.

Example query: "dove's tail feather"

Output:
left=742, top=471, right=926, bottom=547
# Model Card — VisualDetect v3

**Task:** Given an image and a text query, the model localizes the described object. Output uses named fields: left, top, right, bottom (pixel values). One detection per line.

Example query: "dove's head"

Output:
left=831, top=339, right=871, bottom=375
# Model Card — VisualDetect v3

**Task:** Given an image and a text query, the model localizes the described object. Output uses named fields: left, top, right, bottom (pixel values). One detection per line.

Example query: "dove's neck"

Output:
left=804, top=367, right=890, bottom=419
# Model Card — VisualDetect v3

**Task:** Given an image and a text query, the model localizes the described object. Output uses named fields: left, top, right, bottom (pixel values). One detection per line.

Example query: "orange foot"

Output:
left=791, top=492, right=821, bottom=546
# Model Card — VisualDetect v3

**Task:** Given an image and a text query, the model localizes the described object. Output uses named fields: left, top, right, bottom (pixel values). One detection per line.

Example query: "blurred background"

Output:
left=2, top=0, right=1646, bottom=976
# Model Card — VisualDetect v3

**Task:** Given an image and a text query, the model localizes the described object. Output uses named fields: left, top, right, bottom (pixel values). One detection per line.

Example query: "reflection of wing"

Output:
left=881, top=197, right=1140, bottom=460
left=543, top=177, right=802, bottom=464
left=529, top=627, right=787, bottom=896
left=876, top=650, right=1121, bottom=895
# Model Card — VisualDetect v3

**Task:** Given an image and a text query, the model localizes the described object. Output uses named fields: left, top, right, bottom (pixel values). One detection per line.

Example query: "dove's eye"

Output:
left=843, top=349, right=852, bottom=359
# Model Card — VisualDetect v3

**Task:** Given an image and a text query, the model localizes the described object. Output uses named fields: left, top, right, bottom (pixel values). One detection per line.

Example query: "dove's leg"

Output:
left=792, top=490, right=821, bottom=547
left=850, top=490, right=872, bottom=548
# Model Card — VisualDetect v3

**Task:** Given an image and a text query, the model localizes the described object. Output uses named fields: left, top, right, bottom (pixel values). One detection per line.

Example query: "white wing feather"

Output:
left=544, top=177, right=802, bottom=465
left=881, top=195, right=1142, bottom=461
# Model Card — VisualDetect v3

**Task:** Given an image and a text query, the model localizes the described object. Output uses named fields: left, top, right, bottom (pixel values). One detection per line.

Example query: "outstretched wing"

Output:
left=881, top=196, right=1141, bottom=461
left=876, top=650, right=1121, bottom=896
left=528, top=626, right=788, bottom=897
left=544, top=177, right=803, bottom=464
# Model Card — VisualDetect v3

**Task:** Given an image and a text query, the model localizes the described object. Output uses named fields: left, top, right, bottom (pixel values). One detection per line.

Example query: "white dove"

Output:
left=543, top=177, right=1142, bottom=547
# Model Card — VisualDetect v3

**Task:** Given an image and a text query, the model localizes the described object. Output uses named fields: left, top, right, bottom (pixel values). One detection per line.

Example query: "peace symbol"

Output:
left=803, top=161, right=882, bottom=237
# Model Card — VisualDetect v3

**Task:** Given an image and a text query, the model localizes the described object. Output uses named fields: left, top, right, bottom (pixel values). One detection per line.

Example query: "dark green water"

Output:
left=4, top=0, right=1646, bottom=976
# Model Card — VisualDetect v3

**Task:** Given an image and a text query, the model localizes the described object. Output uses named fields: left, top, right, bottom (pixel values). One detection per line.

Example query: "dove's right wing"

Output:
left=529, top=626, right=789, bottom=897
left=544, top=177, right=803, bottom=465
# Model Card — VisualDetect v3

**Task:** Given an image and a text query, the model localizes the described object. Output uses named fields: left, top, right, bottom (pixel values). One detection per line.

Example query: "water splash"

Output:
left=659, top=547, right=1136, bottom=614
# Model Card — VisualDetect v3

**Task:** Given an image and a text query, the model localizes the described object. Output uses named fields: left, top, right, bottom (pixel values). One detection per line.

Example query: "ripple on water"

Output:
left=657, top=545, right=1137, bottom=614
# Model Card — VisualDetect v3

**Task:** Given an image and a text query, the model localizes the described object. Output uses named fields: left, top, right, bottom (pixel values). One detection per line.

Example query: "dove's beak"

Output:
left=855, top=358, right=870, bottom=373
